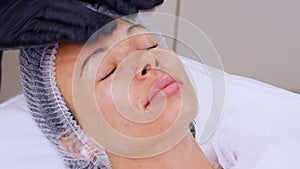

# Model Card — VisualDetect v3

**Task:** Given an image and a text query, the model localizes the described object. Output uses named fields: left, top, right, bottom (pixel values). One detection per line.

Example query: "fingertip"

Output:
left=155, top=0, right=164, bottom=6
left=126, top=6, right=139, bottom=15
left=83, top=13, right=116, bottom=34
left=97, top=19, right=118, bottom=35
left=113, top=2, right=138, bottom=15
left=89, top=19, right=117, bottom=42
left=132, top=0, right=164, bottom=10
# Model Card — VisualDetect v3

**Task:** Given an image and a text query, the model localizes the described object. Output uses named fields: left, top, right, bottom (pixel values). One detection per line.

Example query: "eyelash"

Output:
left=101, top=67, right=117, bottom=81
left=146, top=43, right=158, bottom=50
left=100, top=43, right=158, bottom=81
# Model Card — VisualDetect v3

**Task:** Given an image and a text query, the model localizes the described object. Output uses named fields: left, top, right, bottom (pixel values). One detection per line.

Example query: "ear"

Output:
left=58, top=133, right=94, bottom=161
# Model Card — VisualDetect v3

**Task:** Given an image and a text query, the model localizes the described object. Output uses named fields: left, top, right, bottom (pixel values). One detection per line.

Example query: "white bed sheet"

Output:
left=180, top=57, right=300, bottom=169
left=0, top=93, right=65, bottom=169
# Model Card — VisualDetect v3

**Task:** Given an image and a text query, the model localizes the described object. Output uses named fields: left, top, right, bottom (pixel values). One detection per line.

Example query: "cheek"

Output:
left=94, top=76, right=182, bottom=138
left=55, top=62, right=76, bottom=112
left=95, top=82, right=114, bottom=116
left=95, top=81, right=126, bottom=128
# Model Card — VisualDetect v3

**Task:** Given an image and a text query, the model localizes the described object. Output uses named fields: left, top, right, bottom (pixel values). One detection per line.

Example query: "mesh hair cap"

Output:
left=19, top=3, right=172, bottom=169
left=20, top=44, right=111, bottom=168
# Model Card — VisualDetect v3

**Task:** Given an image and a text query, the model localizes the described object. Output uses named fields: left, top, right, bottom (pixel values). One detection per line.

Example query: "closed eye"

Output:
left=100, top=67, right=117, bottom=81
left=146, top=43, right=158, bottom=50
left=99, top=44, right=157, bottom=81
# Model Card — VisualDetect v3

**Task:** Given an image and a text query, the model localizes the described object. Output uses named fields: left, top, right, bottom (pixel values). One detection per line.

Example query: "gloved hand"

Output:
left=82, top=0, right=164, bottom=15
left=0, top=0, right=117, bottom=49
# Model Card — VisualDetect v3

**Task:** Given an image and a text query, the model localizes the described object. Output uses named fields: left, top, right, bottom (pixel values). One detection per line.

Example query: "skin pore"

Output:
left=55, top=19, right=213, bottom=169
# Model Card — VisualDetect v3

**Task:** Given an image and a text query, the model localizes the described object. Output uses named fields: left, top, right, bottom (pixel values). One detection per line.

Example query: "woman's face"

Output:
left=56, top=19, right=197, bottom=157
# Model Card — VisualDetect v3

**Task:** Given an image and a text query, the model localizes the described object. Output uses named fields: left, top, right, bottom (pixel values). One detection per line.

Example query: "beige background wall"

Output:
left=1, top=50, right=21, bottom=102
left=1, top=0, right=299, bottom=102
left=175, top=0, right=300, bottom=94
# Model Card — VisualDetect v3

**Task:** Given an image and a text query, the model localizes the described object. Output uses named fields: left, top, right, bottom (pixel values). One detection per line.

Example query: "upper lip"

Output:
left=144, top=75, right=178, bottom=109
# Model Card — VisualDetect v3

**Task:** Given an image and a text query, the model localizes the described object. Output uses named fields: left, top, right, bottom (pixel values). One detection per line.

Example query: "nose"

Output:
left=136, top=63, right=151, bottom=80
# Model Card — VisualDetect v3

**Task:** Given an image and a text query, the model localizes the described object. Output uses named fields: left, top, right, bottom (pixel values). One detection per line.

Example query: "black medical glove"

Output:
left=0, top=0, right=117, bottom=49
left=82, top=0, right=164, bottom=15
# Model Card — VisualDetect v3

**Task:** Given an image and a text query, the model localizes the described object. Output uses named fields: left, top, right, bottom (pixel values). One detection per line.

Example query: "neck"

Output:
left=107, top=133, right=213, bottom=169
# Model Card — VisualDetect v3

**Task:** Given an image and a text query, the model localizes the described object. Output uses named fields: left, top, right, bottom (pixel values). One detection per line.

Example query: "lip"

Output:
left=144, top=75, right=180, bottom=109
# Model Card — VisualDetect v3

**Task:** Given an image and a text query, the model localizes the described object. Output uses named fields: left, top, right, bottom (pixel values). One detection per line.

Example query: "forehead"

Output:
left=79, top=19, right=146, bottom=52
left=55, top=20, right=149, bottom=61
left=102, top=19, right=147, bottom=42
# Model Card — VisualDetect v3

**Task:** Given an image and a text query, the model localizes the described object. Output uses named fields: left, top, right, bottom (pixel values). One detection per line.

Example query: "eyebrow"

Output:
left=80, top=24, right=147, bottom=76
left=127, top=24, right=146, bottom=35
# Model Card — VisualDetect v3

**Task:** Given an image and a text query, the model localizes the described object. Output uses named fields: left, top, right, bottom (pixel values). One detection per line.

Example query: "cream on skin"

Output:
left=55, top=19, right=213, bottom=169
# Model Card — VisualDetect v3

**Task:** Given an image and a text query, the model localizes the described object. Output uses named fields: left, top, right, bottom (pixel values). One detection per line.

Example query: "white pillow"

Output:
left=0, top=93, right=65, bottom=169
left=1, top=57, right=299, bottom=169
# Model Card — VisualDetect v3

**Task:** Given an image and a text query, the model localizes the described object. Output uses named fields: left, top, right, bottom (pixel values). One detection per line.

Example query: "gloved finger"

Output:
left=21, top=24, right=89, bottom=45
left=30, top=18, right=117, bottom=42
left=36, top=6, right=93, bottom=27
left=131, top=0, right=164, bottom=10
left=102, top=0, right=138, bottom=15
left=36, top=4, right=115, bottom=33
left=18, top=17, right=117, bottom=45
left=12, top=31, right=61, bottom=47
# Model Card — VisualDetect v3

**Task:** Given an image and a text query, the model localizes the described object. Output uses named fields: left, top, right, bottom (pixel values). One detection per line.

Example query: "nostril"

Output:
left=141, top=69, right=147, bottom=76
left=141, top=64, right=151, bottom=76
